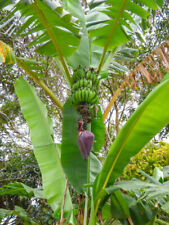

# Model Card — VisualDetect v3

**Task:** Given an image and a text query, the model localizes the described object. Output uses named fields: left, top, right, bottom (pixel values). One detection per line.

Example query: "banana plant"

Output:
left=0, top=0, right=168, bottom=224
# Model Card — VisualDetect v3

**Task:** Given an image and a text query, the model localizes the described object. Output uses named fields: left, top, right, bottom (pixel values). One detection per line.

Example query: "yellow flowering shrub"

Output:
left=123, top=142, right=169, bottom=180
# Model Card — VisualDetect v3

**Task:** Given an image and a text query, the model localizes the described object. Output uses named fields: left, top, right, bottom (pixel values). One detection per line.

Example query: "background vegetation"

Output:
left=0, top=0, right=169, bottom=224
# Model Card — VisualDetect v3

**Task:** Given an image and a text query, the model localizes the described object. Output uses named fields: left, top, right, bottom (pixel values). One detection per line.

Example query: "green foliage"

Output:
left=0, top=146, right=40, bottom=187
left=62, top=0, right=90, bottom=68
left=61, top=98, right=102, bottom=191
left=94, top=78, right=169, bottom=209
left=0, top=182, right=44, bottom=199
left=0, top=0, right=168, bottom=224
left=110, top=190, right=130, bottom=220
left=61, top=98, right=88, bottom=192
left=14, top=77, right=72, bottom=219
left=0, top=206, right=37, bottom=225
left=104, top=185, right=158, bottom=225
left=123, top=142, right=169, bottom=180
left=0, top=0, right=80, bottom=58
left=125, top=196, right=157, bottom=225
left=88, top=0, right=160, bottom=51
left=91, top=106, right=105, bottom=152
left=107, top=165, right=169, bottom=224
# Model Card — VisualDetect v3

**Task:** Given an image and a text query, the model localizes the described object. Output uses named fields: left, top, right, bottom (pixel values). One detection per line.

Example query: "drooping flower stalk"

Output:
left=78, top=119, right=94, bottom=160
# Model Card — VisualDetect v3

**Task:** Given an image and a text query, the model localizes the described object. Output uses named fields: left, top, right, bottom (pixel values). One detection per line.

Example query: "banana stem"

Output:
left=83, top=156, right=90, bottom=225
left=84, top=191, right=89, bottom=225
left=83, top=124, right=91, bottom=225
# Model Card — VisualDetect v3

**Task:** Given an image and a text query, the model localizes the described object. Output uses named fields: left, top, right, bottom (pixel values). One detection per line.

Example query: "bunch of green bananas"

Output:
left=71, top=68, right=100, bottom=105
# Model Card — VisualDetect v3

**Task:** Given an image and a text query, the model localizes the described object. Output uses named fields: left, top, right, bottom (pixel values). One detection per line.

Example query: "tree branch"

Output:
left=103, top=74, right=132, bottom=121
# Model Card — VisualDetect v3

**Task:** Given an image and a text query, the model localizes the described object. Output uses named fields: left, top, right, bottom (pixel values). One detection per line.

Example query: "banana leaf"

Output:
left=14, top=77, right=72, bottom=219
left=0, top=0, right=80, bottom=58
left=62, top=0, right=90, bottom=69
left=61, top=98, right=102, bottom=191
left=94, top=76, right=169, bottom=208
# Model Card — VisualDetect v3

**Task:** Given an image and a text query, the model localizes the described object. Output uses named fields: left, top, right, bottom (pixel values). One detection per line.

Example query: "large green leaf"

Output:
left=161, top=201, right=169, bottom=214
left=61, top=98, right=102, bottom=192
left=61, top=98, right=88, bottom=192
left=17, top=57, right=46, bottom=77
left=0, top=0, right=80, bottom=58
left=0, top=182, right=44, bottom=199
left=124, top=196, right=157, bottom=225
left=62, top=0, right=90, bottom=69
left=133, top=0, right=160, bottom=10
left=89, top=20, right=129, bottom=50
left=94, top=77, right=169, bottom=209
left=90, top=152, right=102, bottom=183
left=106, top=179, right=158, bottom=194
left=110, top=190, right=130, bottom=219
left=106, top=175, right=169, bottom=202
left=101, top=203, right=112, bottom=220
left=88, top=0, right=161, bottom=51
left=14, top=77, right=72, bottom=219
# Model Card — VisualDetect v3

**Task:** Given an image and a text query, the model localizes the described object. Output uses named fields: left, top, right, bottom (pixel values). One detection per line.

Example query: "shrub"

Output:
left=123, top=142, right=169, bottom=180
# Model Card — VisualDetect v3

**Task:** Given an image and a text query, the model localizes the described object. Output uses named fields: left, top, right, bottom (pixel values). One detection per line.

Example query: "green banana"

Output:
left=71, top=83, right=77, bottom=92
left=87, top=89, right=92, bottom=103
left=88, top=91, right=96, bottom=102
left=95, top=78, right=100, bottom=86
left=81, top=89, right=85, bottom=102
left=77, top=89, right=82, bottom=103
left=72, top=70, right=80, bottom=82
left=72, top=67, right=84, bottom=81
left=91, top=95, right=98, bottom=104
left=71, top=68, right=100, bottom=106
left=81, top=71, right=85, bottom=79
left=86, top=70, right=92, bottom=80
left=72, top=93, right=77, bottom=104
left=74, top=81, right=80, bottom=90
left=80, top=79, right=84, bottom=88
left=92, top=73, right=97, bottom=83
left=78, top=68, right=85, bottom=79
left=88, top=80, right=92, bottom=88
left=74, top=91, right=79, bottom=104
left=84, top=89, right=89, bottom=102
left=83, top=79, right=88, bottom=87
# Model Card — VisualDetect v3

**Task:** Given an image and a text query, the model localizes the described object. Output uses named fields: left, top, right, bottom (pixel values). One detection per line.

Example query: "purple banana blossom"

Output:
left=78, top=130, right=94, bottom=160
